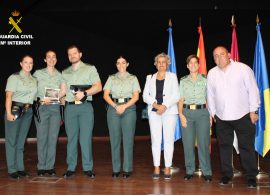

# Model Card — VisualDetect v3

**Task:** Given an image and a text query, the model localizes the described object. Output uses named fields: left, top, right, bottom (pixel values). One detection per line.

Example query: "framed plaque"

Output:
left=44, top=88, right=60, bottom=104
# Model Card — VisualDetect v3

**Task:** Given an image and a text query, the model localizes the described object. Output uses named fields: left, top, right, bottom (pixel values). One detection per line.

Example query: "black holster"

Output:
left=11, top=102, right=24, bottom=120
left=60, top=105, right=65, bottom=123
left=33, top=97, right=41, bottom=122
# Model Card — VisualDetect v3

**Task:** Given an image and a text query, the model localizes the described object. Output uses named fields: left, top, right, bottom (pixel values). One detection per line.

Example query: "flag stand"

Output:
left=232, top=151, right=242, bottom=177
left=170, top=163, right=180, bottom=174
left=194, top=166, right=202, bottom=176
left=193, top=146, right=202, bottom=176
left=161, top=163, right=179, bottom=174
left=256, top=153, right=269, bottom=179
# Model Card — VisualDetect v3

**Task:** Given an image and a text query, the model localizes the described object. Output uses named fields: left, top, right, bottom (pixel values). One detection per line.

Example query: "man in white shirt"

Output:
left=207, top=46, right=260, bottom=188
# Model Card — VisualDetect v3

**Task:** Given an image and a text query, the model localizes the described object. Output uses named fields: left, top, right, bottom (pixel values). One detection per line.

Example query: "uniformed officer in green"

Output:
left=62, top=45, right=102, bottom=178
left=33, top=50, right=66, bottom=176
left=5, top=55, right=37, bottom=179
left=178, top=54, right=212, bottom=182
left=103, top=56, right=141, bottom=178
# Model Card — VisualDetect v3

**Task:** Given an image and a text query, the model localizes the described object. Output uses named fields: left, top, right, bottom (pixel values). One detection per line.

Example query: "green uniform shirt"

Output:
left=103, top=72, right=141, bottom=98
left=33, top=68, right=64, bottom=99
left=62, top=62, right=101, bottom=102
left=179, top=74, right=207, bottom=105
left=5, top=70, right=37, bottom=104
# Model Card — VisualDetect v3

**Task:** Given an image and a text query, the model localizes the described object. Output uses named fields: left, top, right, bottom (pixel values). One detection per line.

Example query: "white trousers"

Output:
left=149, top=112, right=177, bottom=167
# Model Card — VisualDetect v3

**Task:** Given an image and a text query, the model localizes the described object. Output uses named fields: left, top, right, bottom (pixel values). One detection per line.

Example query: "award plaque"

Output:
left=44, top=88, right=60, bottom=104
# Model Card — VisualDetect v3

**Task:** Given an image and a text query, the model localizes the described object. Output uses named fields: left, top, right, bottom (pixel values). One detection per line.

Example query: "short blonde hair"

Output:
left=154, top=52, right=171, bottom=66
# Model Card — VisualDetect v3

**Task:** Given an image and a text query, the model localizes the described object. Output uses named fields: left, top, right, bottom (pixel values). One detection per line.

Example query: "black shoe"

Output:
left=219, top=176, right=232, bottom=185
left=152, top=173, right=160, bottom=180
left=203, top=175, right=212, bottom=182
left=84, top=170, right=95, bottom=178
left=8, top=172, right=20, bottom=179
left=164, top=174, right=172, bottom=180
left=112, top=172, right=120, bottom=178
left=247, top=179, right=257, bottom=188
left=123, top=172, right=132, bottom=178
left=46, top=169, right=56, bottom=176
left=37, top=170, right=46, bottom=176
left=63, top=170, right=75, bottom=178
left=17, top=171, right=30, bottom=177
left=184, top=174, right=193, bottom=180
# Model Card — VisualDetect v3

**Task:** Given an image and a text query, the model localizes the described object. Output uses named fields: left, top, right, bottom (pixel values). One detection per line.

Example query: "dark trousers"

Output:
left=35, top=104, right=61, bottom=170
left=64, top=102, right=94, bottom=171
left=107, top=104, right=136, bottom=173
left=216, top=114, right=258, bottom=179
left=4, top=109, right=33, bottom=173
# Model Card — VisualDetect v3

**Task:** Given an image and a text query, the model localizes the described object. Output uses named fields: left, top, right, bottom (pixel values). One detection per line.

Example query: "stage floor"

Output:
left=0, top=137, right=269, bottom=195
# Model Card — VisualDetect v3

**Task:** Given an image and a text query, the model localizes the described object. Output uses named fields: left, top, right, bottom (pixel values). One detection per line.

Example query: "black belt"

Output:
left=66, top=100, right=92, bottom=105
left=35, top=98, right=60, bottom=105
left=183, top=104, right=206, bottom=110
left=112, top=98, right=131, bottom=103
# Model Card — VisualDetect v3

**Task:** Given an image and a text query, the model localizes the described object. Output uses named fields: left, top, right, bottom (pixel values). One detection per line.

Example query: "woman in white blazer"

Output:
left=143, top=53, right=180, bottom=180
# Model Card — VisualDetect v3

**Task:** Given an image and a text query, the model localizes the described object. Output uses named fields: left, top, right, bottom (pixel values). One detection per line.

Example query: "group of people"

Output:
left=4, top=45, right=260, bottom=188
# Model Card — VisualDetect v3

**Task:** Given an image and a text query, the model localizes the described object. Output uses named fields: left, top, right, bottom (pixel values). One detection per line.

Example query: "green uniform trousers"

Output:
left=34, top=104, right=61, bottom=170
left=4, top=109, right=33, bottom=173
left=107, top=104, right=136, bottom=173
left=181, top=108, right=212, bottom=176
left=64, top=102, right=94, bottom=171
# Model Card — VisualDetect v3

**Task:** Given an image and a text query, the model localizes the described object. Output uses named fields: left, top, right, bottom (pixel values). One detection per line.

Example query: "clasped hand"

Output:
left=153, top=102, right=167, bottom=115
left=115, top=104, right=127, bottom=115
left=74, top=91, right=85, bottom=101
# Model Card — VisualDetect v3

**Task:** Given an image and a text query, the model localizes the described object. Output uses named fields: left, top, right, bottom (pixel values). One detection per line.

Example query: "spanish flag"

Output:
left=197, top=25, right=207, bottom=76
left=196, top=22, right=211, bottom=151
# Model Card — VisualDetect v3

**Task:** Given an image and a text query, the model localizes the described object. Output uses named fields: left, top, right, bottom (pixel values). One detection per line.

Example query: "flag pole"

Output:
left=257, top=153, right=269, bottom=178
left=167, top=18, right=179, bottom=174
left=194, top=16, right=203, bottom=177
left=230, top=14, right=242, bottom=177
left=231, top=15, right=235, bottom=26
left=232, top=150, right=241, bottom=177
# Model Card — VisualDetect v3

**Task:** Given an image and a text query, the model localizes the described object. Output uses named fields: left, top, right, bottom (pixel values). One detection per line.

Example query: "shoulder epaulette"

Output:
left=12, top=72, right=20, bottom=75
left=109, top=74, right=116, bottom=79
left=84, top=63, right=93, bottom=67
left=62, top=66, right=70, bottom=72
left=128, top=74, right=136, bottom=79
left=180, top=75, right=188, bottom=80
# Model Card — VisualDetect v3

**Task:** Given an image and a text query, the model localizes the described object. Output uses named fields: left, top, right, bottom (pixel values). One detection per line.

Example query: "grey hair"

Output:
left=154, top=52, right=171, bottom=66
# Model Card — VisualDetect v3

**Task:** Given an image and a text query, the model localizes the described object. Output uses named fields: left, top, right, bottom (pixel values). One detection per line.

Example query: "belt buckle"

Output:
left=190, top=104, right=196, bottom=110
left=118, top=98, right=125, bottom=103
left=75, top=100, right=82, bottom=105
left=24, top=104, right=30, bottom=110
